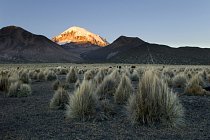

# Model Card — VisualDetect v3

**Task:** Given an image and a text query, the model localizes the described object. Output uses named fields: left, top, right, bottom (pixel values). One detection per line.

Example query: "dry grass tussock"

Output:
left=114, top=74, right=133, bottom=104
left=0, top=72, right=9, bottom=92
left=52, top=79, right=71, bottom=91
left=57, top=67, right=68, bottom=75
left=94, top=68, right=106, bottom=85
left=126, top=70, right=184, bottom=127
left=185, top=74, right=210, bottom=96
left=172, top=73, right=188, bottom=88
left=46, top=70, right=57, bottom=81
left=109, top=69, right=121, bottom=83
left=130, top=69, right=139, bottom=81
left=7, top=81, right=31, bottom=97
left=19, top=70, right=31, bottom=84
left=50, top=87, right=70, bottom=109
left=66, top=67, right=77, bottom=83
left=84, top=70, right=95, bottom=81
left=38, top=71, right=45, bottom=81
left=74, top=79, right=80, bottom=89
left=161, top=74, right=173, bottom=87
left=52, top=80, right=61, bottom=90
left=66, top=80, right=96, bottom=120
left=95, top=74, right=119, bottom=100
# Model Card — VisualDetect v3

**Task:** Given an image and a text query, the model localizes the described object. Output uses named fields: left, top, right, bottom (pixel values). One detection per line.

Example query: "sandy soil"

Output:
left=1, top=75, right=210, bottom=140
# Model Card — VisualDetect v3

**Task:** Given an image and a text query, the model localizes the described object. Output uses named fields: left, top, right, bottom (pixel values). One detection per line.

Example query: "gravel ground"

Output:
left=1, top=76, right=210, bottom=140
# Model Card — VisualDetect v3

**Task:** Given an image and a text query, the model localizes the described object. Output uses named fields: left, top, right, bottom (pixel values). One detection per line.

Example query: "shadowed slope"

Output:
left=82, top=36, right=210, bottom=65
left=0, top=26, right=81, bottom=63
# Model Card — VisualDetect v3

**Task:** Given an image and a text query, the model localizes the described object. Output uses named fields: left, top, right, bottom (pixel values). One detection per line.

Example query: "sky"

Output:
left=0, top=0, right=210, bottom=47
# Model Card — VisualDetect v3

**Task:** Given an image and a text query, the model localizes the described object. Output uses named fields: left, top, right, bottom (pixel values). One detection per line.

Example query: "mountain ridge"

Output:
left=82, top=36, right=210, bottom=65
left=0, top=26, right=81, bottom=63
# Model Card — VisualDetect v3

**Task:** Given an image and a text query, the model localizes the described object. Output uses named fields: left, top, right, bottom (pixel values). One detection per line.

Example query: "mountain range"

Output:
left=0, top=25, right=210, bottom=65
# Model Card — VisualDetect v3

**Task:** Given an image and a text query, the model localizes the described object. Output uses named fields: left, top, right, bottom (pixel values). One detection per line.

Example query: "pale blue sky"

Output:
left=0, top=0, right=210, bottom=47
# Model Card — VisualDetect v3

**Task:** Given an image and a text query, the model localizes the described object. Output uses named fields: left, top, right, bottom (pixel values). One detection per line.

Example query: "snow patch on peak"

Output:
left=52, top=26, right=109, bottom=47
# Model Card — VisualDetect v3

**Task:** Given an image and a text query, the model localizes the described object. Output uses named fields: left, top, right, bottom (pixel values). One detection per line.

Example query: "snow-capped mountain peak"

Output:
left=52, top=26, right=109, bottom=47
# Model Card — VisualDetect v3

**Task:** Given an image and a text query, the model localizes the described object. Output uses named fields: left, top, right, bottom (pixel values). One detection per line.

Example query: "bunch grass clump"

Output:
left=18, top=84, right=32, bottom=97
left=66, top=80, right=96, bottom=120
left=114, top=74, right=133, bottom=104
left=185, top=74, right=208, bottom=96
left=95, top=75, right=118, bottom=100
left=46, top=70, right=57, bottom=81
left=38, top=71, right=45, bottom=81
left=130, top=70, right=139, bottom=81
left=66, top=67, right=77, bottom=83
left=19, top=71, right=30, bottom=84
left=172, top=73, right=187, bottom=88
left=58, top=68, right=68, bottom=75
left=7, top=81, right=31, bottom=97
left=52, top=80, right=61, bottom=90
left=126, top=70, right=184, bottom=127
left=0, top=73, right=10, bottom=92
left=50, top=87, right=70, bottom=109
left=109, top=69, right=121, bottom=83
left=94, top=69, right=106, bottom=85
left=84, top=70, right=94, bottom=81
left=74, top=79, right=80, bottom=89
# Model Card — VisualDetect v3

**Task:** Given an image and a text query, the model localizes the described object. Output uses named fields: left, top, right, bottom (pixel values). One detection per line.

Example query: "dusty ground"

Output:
left=1, top=74, right=210, bottom=140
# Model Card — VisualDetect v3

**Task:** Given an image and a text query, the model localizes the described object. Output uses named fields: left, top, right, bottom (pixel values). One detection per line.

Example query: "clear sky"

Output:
left=0, top=0, right=210, bottom=47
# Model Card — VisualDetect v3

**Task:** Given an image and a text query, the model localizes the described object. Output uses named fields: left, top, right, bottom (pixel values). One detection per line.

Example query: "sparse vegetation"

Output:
left=5, top=64, right=210, bottom=138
